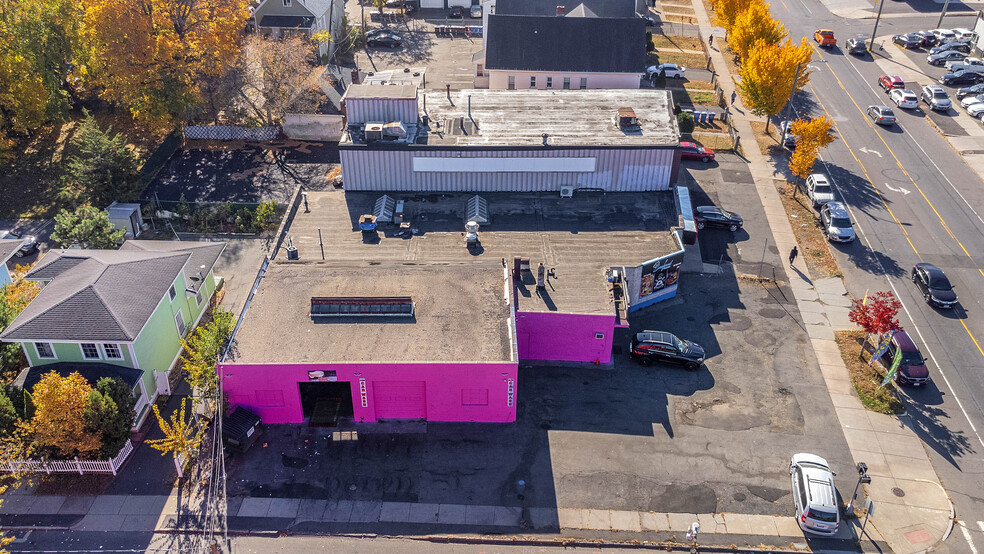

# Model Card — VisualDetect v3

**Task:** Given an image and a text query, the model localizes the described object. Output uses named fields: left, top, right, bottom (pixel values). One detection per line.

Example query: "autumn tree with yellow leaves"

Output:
left=84, top=0, right=251, bottom=128
left=24, top=372, right=102, bottom=459
left=710, top=0, right=758, bottom=37
left=789, top=117, right=835, bottom=180
left=146, top=398, right=204, bottom=478
left=736, top=38, right=813, bottom=134
left=728, top=2, right=786, bottom=62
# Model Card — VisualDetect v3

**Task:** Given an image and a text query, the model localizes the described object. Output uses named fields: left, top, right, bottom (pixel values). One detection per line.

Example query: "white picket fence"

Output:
left=2, top=439, right=135, bottom=476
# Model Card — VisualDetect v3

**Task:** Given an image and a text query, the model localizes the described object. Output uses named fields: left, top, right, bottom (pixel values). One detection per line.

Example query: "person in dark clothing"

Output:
left=789, top=246, right=799, bottom=266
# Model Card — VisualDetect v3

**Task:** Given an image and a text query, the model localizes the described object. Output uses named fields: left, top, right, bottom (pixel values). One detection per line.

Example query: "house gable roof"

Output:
left=495, top=0, right=637, bottom=18
left=485, top=15, right=646, bottom=74
left=12, top=362, right=143, bottom=392
left=0, top=239, right=22, bottom=266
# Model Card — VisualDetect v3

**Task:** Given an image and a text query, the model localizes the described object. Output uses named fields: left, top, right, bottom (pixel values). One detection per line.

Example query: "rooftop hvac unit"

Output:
left=465, top=194, right=489, bottom=224
left=364, top=122, right=384, bottom=142
left=373, top=194, right=396, bottom=223
left=559, top=185, right=574, bottom=198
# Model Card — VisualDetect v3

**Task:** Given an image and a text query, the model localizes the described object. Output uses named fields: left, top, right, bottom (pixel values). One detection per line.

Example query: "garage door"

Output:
left=373, top=381, right=427, bottom=420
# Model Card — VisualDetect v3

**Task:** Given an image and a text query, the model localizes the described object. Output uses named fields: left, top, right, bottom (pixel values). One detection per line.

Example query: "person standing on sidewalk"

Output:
left=788, top=246, right=798, bottom=266
left=731, top=90, right=737, bottom=105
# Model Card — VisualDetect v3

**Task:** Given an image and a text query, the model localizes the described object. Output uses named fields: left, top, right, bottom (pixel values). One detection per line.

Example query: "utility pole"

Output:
left=936, top=0, right=951, bottom=30
left=870, top=0, right=886, bottom=49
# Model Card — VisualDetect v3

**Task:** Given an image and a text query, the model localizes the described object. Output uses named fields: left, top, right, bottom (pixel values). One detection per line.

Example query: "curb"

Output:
left=416, top=534, right=808, bottom=552
left=914, top=477, right=956, bottom=547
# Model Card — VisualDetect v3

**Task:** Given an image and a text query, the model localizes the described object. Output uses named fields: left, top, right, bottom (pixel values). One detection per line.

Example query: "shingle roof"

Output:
left=0, top=241, right=224, bottom=342
left=12, top=362, right=143, bottom=392
left=485, top=15, right=646, bottom=74
left=495, top=0, right=638, bottom=18
left=0, top=239, right=22, bottom=265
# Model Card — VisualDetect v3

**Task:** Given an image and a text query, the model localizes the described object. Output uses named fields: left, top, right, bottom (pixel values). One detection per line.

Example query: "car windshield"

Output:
left=671, top=335, right=686, bottom=351
left=814, top=185, right=832, bottom=194
left=902, top=351, right=925, bottom=365
left=718, top=208, right=733, bottom=218
left=934, top=90, right=949, bottom=99
left=928, top=273, right=952, bottom=290
left=831, top=217, right=851, bottom=227
left=808, top=508, right=838, bottom=523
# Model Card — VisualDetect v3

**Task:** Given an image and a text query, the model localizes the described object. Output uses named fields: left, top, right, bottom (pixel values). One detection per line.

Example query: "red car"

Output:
left=680, top=141, right=715, bottom=162
left=878, top=75, right=904, bottom=92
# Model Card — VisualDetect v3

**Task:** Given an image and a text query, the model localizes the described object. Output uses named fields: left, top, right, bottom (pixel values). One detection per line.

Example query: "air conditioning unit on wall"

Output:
left=559, top=185, right=574, bottom=198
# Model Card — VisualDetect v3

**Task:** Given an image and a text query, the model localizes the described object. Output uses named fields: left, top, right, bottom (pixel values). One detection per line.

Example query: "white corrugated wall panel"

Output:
left=345, top=98, right=418, bottom=125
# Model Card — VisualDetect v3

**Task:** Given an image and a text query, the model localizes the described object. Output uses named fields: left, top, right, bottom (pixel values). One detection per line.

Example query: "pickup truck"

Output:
left=814, top=29, right=836, bottom=47
left=945, top=56, right=984, bottom=72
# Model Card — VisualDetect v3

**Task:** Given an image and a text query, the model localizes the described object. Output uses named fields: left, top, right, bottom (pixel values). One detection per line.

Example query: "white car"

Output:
left=952, top=28, right=977, bottom=42
left=890, top=88, right=918, bottom=109
left=931, top=28, right=958, bottom=44
left=967, top=103, right=984, bottom=117
left=960, top=93, right=984, bottom=109
left=647, top=63, right=685, bottom=79
left=789, top=453, right=841, bottom=536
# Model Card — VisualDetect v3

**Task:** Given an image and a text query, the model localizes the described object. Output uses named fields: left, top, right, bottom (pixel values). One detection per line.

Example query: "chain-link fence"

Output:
left=184, top=125, right=281, bottom=141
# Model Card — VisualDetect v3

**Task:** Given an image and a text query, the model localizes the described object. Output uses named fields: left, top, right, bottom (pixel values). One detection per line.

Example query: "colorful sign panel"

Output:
left=869, top=331, right=895, bottom=366
left=639, top=251, right=685, bottom=298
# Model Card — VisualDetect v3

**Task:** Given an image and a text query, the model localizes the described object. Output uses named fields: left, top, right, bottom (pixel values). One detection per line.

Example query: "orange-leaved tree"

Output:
left=0, top=265, right=41, bottom=380
left=736, top=38, right=813, bottom=134
left=789, top=117, right=835, bottom=180
left=25, top=372, right=102, bottom=459
left=728, top=2, right=786, bottom=62
left=84, top=0, right=251, bottom=128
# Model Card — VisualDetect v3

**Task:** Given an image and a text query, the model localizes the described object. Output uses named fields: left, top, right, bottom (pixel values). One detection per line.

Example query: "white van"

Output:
left=806, top=173, right=836, bottom=208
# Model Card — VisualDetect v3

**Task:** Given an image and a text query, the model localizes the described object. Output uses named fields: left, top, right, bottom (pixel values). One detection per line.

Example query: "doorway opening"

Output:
left=298, top=382, right=354, bottom=427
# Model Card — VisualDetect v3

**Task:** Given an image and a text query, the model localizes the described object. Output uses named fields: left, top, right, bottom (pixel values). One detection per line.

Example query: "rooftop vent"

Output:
left=556, top=5, right=565, bottom=15
left=365, top=122, right=384, bottom=142
left=465, top=194, right=490, bottom=224
left=373, top=194, right=396, bottom=223
left=616, top=107, right=638, bottom=129
left=310, top=297, right=415, bottom=317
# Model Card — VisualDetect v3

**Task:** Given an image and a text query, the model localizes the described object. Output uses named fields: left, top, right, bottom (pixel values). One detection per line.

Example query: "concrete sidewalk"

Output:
left=688, top=1, right=956, bottom=553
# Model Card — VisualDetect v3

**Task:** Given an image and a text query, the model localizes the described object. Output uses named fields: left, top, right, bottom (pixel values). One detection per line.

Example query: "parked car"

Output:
left=928, top=50, right=966, bottom=66
left=789, top=453, right=841, bottom=536
left=779, top=119, right=797, bottom=148
left=960, top=95, right=984, bottom=117
left=846, top=37, right=867, bottom=55
left=956, top=83, right=984, bottom=99
left=879, top=330, right=930, bottom=386
left=930, top=28, right=958, bottom=44
left=890, top=88, right=919, bottom=109
left=680, top=141, right=715, bottom=162
left=940, top=70, right=984, bottom=86
left=367, top=34, right=402, bottom=47
left=945, top=56, right=984, bottom=71
left=814, top=29, right=836, bottom=47
left=960, top=93, right=984, bottom=108
left=878, top=75, right=904, bottom=92
left=366, top=28, right=398, bottom=38
left=929, top=41, right=970, bottom=55
left=921, top=84, right=952, bottom=111
left=914, top=30, right=938, bottom=47
left=448, top=6, right=464, bottom=17
left=0, top=230, right=38, bottom=257
left=952, top=28, right=977, bottom=42
left=647, top=63, right=685, bottom=79
left=912, top=262, right=958, bottom=308
left=867, top=105, right=896, bottom=125
left=819, top=201, right=856, bottom=242
left=806, top=173, right=835, bottom=207
left=694, top=205, right=742, bottom=231
left=469, top=4, right=482, bottom=17
left=629, top=331, right=705, bottom=370
left=892, top=33, right=922, bottom=49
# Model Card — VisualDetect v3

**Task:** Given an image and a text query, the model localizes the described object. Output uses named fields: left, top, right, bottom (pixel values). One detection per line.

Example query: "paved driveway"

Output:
left=176, top=234, right=272, bottom=316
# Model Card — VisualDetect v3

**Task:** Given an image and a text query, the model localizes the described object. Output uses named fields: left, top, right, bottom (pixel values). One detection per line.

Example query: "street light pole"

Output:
left=937, top=0, right=952, bottom=30
left=846, top=462, right=871, bottom=517
left=869, top=0, right=886, bottom=50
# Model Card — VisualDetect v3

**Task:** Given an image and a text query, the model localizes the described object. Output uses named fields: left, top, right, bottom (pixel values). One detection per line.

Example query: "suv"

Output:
left=921, top=85, right=952, bottom=111
left=806, top=173, right=835, bottom=208
left=789, top=453, right=841, bottom=536
left=814, top=29, right=836, bottom=47
left=879, top=330, right=930, bottom=386
left=819, top=201, right=855, bottom=242
left=878, top=75, right=904, bottom=92
left=629, top=331, right=705, bottom=370
left=0, top=230, right=39, bottom=258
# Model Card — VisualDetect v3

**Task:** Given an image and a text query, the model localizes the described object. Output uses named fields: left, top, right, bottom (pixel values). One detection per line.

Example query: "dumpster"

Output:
left=223, top=407, right=262, bottom=454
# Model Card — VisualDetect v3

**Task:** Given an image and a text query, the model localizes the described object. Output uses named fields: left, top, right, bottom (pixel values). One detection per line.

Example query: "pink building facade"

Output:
left=220, top=361, right=519, bottom=424
left=515, top=311, right=617, bottom=364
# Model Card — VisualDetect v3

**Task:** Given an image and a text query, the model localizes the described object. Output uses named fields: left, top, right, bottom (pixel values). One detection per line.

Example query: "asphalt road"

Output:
left=766, top=4, right=984, bottom=552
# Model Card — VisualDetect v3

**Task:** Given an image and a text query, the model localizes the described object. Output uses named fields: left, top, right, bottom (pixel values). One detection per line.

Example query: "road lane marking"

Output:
left=859, top=146, right=882, bottom=157
left=963, top=525, right=980, bottom=554
left=978, top=521, right=984, bottom=533
left=884, top=182, right=911, bottom=195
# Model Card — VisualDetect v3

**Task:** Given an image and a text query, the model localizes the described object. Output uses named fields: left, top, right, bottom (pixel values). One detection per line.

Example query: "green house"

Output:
left=0, top=240, right=226, bottom=426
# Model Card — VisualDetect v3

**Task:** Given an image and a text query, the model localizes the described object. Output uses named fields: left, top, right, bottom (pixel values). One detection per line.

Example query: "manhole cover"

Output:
left=892, top=487, right=906, bottom=497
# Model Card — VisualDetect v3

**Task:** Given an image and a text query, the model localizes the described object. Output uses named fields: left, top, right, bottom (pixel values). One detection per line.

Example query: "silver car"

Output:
left=921, top=85, right=952, bottom=111
left=866, top=105, right=896, bottom=125
left=820, top=202, right=856, bottom=242
left=790, top=453, right=841, bottom=536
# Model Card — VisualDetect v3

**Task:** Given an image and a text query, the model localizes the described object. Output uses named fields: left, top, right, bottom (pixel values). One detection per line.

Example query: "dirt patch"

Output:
left=834, top=331, right=906, bottom=415
left=773, top=180, right=842, bottom=279
left=749, top=120, right=786, bottom=158
left=690, top=132, right=734, bottom=150
left=651, top=35, right=703, bottom=51
left=653, top=51, right=708, bottom=68
left=673, top=88, right=717, bottom=105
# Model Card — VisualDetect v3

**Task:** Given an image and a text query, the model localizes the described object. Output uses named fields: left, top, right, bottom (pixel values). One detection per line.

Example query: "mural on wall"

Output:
left=638, top=251, right=685, bottom=298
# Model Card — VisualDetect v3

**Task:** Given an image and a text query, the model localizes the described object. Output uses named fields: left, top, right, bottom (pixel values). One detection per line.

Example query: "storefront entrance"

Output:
left=298, top=382, right=354, bottom=426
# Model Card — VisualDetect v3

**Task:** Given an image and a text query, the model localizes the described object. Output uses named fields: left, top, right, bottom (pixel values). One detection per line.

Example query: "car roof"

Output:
left=695, top=205, right=722, bottom=214
left=810, top=173, right=829, bottom=183
left=636, top=331, right=672, bottom=342
left=925, top=84, right=945, bottom=91
left=891, top=330, right=919, bottom=352
left=824, top=201, right=849, bottom=216
left=680, top=141, right=697, bottom=147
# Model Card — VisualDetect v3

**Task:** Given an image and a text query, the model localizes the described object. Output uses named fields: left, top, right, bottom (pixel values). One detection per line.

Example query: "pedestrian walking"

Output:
left=788, top=246, right=799, bottom=266
left=708, top=34, right=714, bottom=48
left=731, top=90, right=737, bottom=105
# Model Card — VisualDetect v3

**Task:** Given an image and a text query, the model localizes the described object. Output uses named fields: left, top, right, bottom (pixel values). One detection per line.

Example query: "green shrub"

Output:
left=678, top=112, right=695, bottom=134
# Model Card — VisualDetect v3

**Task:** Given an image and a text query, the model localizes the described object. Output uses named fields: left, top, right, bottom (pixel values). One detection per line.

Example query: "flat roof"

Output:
left=279, top=190, right=679, bottom=315
left=357, top=89, right=677, bottom=147
left=343, top=84, right=418, bottom=100
left=228, top=262, right=513, bottom=364
left=362, top=68, right=426, bottom=87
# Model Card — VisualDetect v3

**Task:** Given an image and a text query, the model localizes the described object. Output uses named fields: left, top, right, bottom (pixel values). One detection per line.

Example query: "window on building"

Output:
left=476, top=64, right=485, bottom=77
left=103, top=343, right=123, bottom=360
left=595, top=333, right=605, bottom=339
left=283, top=0, right=292, bottom=6
left=546, top=77, right=553, bottom=88
left=507, top=75, right=515, bottom=90
left=530, top=76, right=536, bottom=88
left=35, top=342, right=55, bottom=359
left=81, top=343, right=100, bottom=359
left=175, top=310, right=187, bottom=337
left=563, top=77, right=571, bottom=89
left=195, top=287, right=204, bottom=306
left=168, top=284, right=176, bottom=301
left=579, top=77, right=588, bottom=89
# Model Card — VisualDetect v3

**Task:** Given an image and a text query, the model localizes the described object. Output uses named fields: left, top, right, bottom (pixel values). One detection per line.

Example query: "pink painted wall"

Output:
left=219, top=361, right=518, bottom=424
left=515, top=311, right=616, bottom=364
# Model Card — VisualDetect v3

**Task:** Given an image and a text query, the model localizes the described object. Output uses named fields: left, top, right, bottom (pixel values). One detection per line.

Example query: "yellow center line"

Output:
left=808, top=45, right=984, bottom=359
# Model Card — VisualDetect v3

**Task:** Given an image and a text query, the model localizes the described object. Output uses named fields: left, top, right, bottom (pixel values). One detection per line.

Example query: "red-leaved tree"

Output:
left=848, top=291, right=902, bottom=358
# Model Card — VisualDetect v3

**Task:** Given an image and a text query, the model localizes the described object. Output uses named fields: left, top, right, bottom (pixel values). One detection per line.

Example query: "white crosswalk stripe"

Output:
left=978, top=521, right=984, bottom=533
left=962, top=525, right=979, bottom=554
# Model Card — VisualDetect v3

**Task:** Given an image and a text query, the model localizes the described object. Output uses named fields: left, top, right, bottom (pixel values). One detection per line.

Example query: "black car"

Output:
left=629, top=331, right=705, bottom=370
left=694, top=205, right=743, bottom=231
left=846, top=38, right=867, bottom=55
left=941, top=70, right=984, bottom=86
left=367, top=34, right=402, bottom=47
left=929, top=50, right=967, bottom=65
left=956, top=83, right=984, bottom=99
left=366, top=28, right=397, bottom=38
left=930, top=41, right=970, bottom=55
left=448, top=6, right=464, bottom=17
left=893, top=33, right=922, bottom=49
left=912, top=263, right=958, bottom=308
left=914, top=31, right=938, bottom=47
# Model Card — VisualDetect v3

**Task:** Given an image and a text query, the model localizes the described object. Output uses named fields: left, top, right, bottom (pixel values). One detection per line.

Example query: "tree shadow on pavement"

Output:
left=838, top=240, right=906, bottom=278
left=901, top=381, right=976, bottom=469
